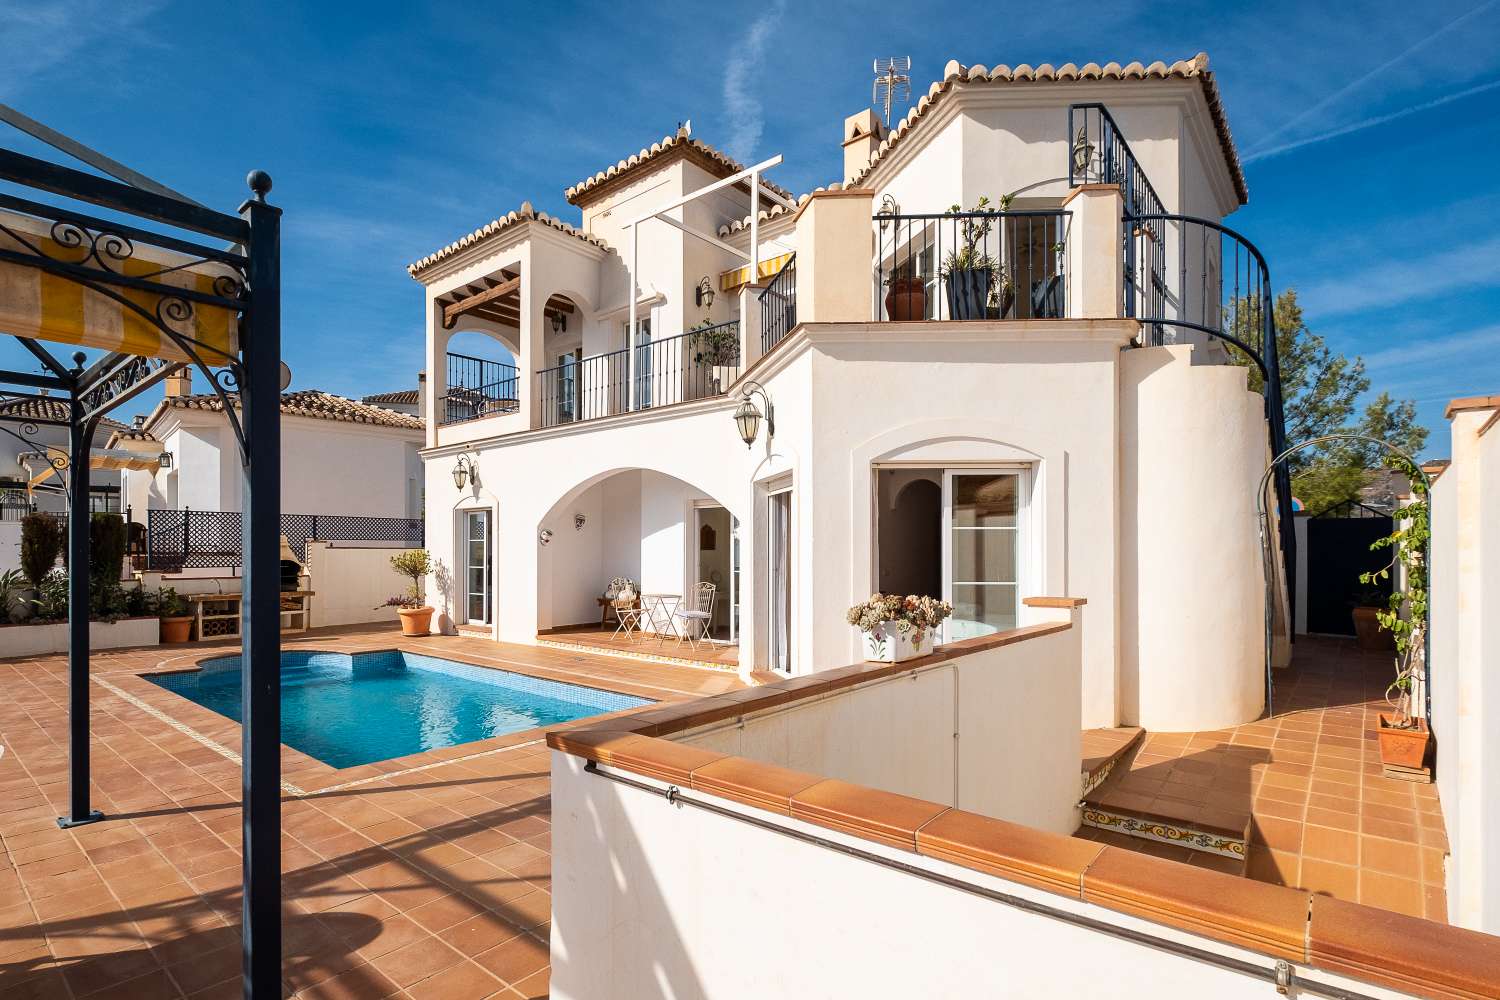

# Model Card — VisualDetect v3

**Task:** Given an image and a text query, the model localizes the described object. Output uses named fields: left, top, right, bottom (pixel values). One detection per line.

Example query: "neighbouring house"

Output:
left=0, top=394, right=129, bottom=517
left=410, top=53, right=1291, bottom=738
left=362, top=384, right=424, bottom=419
left=108, top=368, right=426, bottom=520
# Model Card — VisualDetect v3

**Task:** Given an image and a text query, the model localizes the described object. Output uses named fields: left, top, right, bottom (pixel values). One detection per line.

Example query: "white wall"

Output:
left=549, top=749, right=1415, bottom=1000
left=676, top=617, right=1082, bottom=834
left=0, top=520, right=18, bottom=575
left=1119, top=345, right=1266, bottom=731
left=303, top=541, right=415, bottom=628
left=1431, top=405, right=1500, bottom=933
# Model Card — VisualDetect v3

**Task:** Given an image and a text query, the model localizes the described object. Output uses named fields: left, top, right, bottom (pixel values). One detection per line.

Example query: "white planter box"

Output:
left=0, top=616, right=160, bottom=658
left=860, top=625, right=935, bottom=663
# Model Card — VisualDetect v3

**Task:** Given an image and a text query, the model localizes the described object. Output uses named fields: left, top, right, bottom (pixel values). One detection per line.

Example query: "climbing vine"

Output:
left=1359, top=457, right=1429, bottom=728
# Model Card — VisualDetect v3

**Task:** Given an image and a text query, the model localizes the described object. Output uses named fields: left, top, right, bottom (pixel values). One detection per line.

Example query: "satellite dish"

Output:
left=280, top=362, right=292, bottom=391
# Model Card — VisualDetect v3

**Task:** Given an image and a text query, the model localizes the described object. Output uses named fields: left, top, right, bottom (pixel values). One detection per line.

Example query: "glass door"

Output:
left=557, top=350, right=579, bottom=423
left=463, top=509, right=492, bottom=624
left=942, top=470, right=1024, bottom=640
left=768, top=490, right=792, bottom=671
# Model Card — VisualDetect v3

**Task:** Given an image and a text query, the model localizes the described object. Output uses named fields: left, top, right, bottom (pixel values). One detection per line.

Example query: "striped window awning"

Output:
left=719, top=252, right=794, bottom=292
left=0, top=211, right=240, bottom=364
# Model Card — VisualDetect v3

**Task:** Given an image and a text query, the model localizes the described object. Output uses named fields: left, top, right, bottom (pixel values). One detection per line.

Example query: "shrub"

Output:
left=384, top=549, right=433, bottom=609
left=156, top=587, right=188, bottom=617
left=19, top=513, right=63, bottom=589
left=89, top=514, right=128, bottom=615
left=30, top=569, right=69, bottom=621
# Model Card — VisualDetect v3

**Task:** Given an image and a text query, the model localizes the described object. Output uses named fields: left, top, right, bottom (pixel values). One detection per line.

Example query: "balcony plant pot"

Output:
left=1377, top=713, right=1430, bottom=770
left=397, top=605, right=434, bottom=637
left=884, top=278, right=927, bottom=321
left=983, top=283, right=1017, bottom=320
left=159, top=615, right=193, bottom=644
left=860, top=625, right=934, bottom=664
left=1351, top=606, right=1393, bottom=651
left=943, top=269, right=992, bottom=320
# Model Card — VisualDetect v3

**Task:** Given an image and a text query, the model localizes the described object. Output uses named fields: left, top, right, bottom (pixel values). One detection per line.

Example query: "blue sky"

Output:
left=1, top=0, right=1496, bottom=455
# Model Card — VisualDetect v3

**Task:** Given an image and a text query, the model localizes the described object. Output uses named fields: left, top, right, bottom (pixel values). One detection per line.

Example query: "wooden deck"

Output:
left=536, top=624, right=740, bottom=669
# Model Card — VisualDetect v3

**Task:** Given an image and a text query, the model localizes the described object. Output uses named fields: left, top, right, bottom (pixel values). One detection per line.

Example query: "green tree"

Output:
left=1229, top=289, right=1427, bottom=513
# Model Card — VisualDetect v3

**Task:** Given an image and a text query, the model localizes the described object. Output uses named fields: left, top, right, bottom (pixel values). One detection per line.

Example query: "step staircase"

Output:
left=1077, top=727, right=1252, bottom=873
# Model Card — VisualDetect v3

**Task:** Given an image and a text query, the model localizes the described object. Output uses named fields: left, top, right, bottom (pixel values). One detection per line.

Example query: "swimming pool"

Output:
left=147, top=650, right=652, bottom=769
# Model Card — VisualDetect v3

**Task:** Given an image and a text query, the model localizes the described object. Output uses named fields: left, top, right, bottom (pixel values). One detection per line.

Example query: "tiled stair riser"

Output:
left=1079, top=805, right=1248, bottom=862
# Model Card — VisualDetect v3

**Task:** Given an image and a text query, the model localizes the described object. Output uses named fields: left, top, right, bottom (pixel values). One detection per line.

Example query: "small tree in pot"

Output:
left=378, top=549, right=435, bottom=636
left=940, top=194, right=1015, bottom=320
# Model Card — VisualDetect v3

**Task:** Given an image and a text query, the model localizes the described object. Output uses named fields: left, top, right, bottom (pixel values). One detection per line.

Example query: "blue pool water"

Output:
left=147, top=650, right=651, bottom=769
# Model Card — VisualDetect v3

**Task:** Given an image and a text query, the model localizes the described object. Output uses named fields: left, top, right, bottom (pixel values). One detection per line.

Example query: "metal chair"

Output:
left=606, top=578, right=643, bottom=640
left=673, top=582, right=716, bottom=651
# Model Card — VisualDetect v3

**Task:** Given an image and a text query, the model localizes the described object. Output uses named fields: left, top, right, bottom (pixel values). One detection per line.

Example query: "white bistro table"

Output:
left=638, top=593, right=682, bottom=642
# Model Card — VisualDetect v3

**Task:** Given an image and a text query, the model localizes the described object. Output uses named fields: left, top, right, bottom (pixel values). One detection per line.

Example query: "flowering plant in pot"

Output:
left=846, top=593, right=953, bottom=663
left=1358, top=461, right=1430, bottom=773
left=156, top=587, right=192, bottom=643
left=378, top=549, right=435, bottom=636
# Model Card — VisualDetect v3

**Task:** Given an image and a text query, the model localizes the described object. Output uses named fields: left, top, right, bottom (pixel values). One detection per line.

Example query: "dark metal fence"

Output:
left=439, top=352, right=518, bottom=425
left=874, top=211, right=1069, bottom=321
left=1067, top=102, right=1165, bottom=218
left=537, top=322, right=741, bottom=428
left=758, top=253, right=796, bottom=353
left=145, top=508, right=424, bottom=571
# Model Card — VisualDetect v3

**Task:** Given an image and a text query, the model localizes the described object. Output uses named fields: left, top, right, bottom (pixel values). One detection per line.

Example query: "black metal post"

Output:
left=59, top=355, right=103, bottom=829
left=238, top=171, right=281, bottom=1000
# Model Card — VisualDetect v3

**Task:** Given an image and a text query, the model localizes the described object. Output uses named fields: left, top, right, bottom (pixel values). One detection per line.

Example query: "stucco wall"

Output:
left=303, top=541, right=416, bottom=628
left=1119, top=345, right=1266, bottom=731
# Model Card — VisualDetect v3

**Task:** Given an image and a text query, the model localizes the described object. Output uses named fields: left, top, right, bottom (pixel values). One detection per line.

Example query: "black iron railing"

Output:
left=874, top=211, right=1069, bottom=321
left=537, top=323, right=742, bottom=428
left=759, top=253, right=796, bottom=353
left=1067, top=103, right=1165, bottom=218
left=145, top=508, right=424, bottom=571
left=439, top=352, right=518, bottom=425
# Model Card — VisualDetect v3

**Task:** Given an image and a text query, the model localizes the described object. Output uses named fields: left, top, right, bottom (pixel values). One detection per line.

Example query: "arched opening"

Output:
left=535, top=467, right=739, bottom=667
left=442, top=327, right=519, bottom=425
left=877, top=474, right=941, bottom=598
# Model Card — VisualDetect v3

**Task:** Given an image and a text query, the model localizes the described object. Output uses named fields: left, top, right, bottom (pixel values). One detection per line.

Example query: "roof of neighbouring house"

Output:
left=0, top=396, right=128, bottom=431
left=407, top=201, right=611, bottom=279
left=361, top=389, right=420, bottom=405
left=105, top=424, right=158, bottom=446
left=116, top=390, right=423, bottom=444
left=846, top=54, right=1248, bottom=205
left=564, top=127, right=795, bottom=207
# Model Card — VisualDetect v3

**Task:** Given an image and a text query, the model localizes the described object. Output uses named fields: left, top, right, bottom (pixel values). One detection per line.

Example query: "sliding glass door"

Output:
left=943, top=470, right=1024, bottom=640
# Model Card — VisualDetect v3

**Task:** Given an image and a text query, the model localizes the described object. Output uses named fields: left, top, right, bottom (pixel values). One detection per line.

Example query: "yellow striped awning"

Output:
left=719, top=252, right=794, bottom=292
left=19, top=447, right=161, bottom=496
left=0, top=210, right=240, bottom=364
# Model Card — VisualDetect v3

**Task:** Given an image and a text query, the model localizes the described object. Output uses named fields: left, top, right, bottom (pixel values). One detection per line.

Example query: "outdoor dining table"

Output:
left=638, top=593, right=683, bottom=641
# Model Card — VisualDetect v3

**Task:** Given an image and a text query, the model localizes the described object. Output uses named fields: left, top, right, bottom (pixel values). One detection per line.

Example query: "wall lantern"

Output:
left=574, top=512, right=586, bottom=531
left=550, top=311, right=566, bottom=334
left=695, top=276, right=715, bottom=310
left=157, top=452, right=173, bottom=470
left=876, top=193, right=900, bottom=231
left=733, top=380, right=775, bottom=448
left=1071, top=125, right=1096, bottom=179
left=538, top=528, right=553, bottom=546
left=452, top=454, right=476, bottom=490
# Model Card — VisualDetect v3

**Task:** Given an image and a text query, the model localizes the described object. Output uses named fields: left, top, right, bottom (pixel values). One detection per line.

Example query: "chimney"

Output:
left=164, top=367, right=192, bottom=398
left=842, top=109, right=885, bottom=184
left=417, top=370, right=427, bottom=421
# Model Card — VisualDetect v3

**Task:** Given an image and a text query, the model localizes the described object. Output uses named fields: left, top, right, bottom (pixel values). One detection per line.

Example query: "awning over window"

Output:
left=18, top=446, right=162, bottom=496
left=719, top=252, right=794, bottom=292
left=0, top=211, right=240, bottom=364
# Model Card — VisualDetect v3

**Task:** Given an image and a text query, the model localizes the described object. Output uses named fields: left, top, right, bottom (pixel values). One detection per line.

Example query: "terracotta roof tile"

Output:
left=846, top=53, right=1248, bottom=205
left=138, top=389, right=422, bottom=432
left=407, top=202, right=611, bottom=279
left=361, top=389, right=419, bottom=405
left=0, top=396, right=127, bottom=430
left=565, top=128, right=794, bottom=207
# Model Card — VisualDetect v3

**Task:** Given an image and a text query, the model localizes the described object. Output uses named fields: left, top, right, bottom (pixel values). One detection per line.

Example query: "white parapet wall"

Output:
left=673, top=614, right=1083, bottom=834
left=303, top=541, right=417, bottom=628
left=0, top=616, right=158, bottom=658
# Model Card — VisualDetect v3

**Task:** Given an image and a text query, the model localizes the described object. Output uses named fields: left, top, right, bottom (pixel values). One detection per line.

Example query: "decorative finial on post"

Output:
left=70, top=351, right=86, bottom=372
left=246, top=169, right=273, bottom=202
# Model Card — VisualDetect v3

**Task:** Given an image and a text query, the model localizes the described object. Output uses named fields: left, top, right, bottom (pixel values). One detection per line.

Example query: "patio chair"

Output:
left=600, top=577, right=636, bottom=629
left=673, top=582, right=716, bottom=651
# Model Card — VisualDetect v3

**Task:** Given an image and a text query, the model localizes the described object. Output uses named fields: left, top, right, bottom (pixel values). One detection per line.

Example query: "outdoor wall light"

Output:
left=876, top=193, right=900, bottom=231
left=733, top=380, right=775, bottom=448
left=695, top=276, right=715, bottom=310
left=157, top=452, right=173, bottom=470
left=550, top=311, right=565, bottom=334
left=1071, top=125, right=1096, bottom=178
left=574, top=513, right=586, bottom=531
left=452, top=455, right=476, bottom=490
left=538, top=528, right=553, bottom=546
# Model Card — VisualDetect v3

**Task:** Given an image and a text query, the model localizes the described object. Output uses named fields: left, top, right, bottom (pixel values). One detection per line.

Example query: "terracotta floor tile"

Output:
left=403, top=958, right=506, bottom=1000
left=368, top=934, right=464, bottom=988
left=1360, top=836, right=1422, bottom=879
left=1302, top=825, right=1358, bottom=865
left=474, top=931, right=550, bottom=985
left=1359, top=870, right=1425, bottom=918
left=1298, top=858, right=1358, bottom=900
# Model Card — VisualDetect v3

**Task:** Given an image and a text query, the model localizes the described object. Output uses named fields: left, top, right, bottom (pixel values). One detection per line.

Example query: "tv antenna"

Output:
left=872, top=57, right=912, bottom=127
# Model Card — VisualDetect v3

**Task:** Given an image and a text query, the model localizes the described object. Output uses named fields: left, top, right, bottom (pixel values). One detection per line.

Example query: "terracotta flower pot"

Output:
left=1377, top=713, right=1430, bottom=770
left=159, top=616, right=193, bottom=644
left=883, top=278, right=927, bottom=321
left=1351, top=606, right=1393, bottom=651
left=397, top=606, right=434, bottom=637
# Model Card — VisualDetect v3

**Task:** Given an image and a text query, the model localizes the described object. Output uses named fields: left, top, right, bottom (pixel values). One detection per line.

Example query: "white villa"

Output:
left=411, top=53, right=1285, bottom=736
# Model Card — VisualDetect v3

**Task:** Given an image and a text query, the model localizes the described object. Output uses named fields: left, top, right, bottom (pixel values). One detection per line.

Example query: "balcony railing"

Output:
left=874, top=211, right=1069, bottom=321
left=759, top=253, right=796, bottom=353
left=1067, top=103, right=1165, bottom=218
left=537, top=321, right=742, bottom=428
left=439, top=352, right=519, bottom=426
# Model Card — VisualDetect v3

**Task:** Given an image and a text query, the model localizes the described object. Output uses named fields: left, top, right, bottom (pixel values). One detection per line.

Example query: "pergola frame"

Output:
left=0, top=108, right=283, bottom=999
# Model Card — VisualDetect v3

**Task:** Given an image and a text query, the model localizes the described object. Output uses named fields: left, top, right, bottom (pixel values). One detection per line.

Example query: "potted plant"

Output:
left=688, top=320, right=740, bottom=394
left=847, top=593, right=953, bottom=663
left=157, top=587, right=192, bottom=643
left=940, top=195, right=1014, bottom=320
left=380, top=549, right=435, bottom=636
left=1349, top=588, right=1393, bottom=651
left=882, top=263, right=927, bottom=321
left=1359, top=461, right=1431, bottom=772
